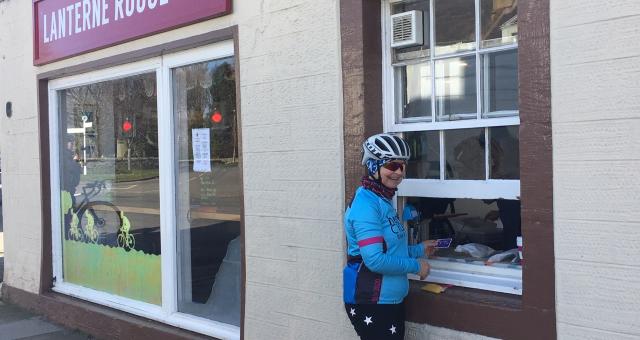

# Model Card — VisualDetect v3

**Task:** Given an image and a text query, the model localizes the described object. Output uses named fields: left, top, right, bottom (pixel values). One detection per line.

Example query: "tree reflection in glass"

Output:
left=173, top=57, right=241, bottom=326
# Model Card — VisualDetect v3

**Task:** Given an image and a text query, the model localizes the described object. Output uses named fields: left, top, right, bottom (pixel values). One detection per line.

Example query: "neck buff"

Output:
left=361, top=175, right=396, bottom=200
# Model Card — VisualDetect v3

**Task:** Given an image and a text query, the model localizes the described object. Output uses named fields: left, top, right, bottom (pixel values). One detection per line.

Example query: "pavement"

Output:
left=0, top=300, right=92, bottom=340
left=0, top=191, right=91, bottom=339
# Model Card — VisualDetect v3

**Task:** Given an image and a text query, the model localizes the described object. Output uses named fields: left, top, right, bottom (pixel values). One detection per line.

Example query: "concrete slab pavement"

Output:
left=0, top=201, right=90, bottom=339
left=0, top=299, right=92, bottom=340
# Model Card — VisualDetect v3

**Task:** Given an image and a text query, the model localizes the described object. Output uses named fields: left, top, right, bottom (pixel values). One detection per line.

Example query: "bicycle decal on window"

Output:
left=61, top=180, right=135, bottom=251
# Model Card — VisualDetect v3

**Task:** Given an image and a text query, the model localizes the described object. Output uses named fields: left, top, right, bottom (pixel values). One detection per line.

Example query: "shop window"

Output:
left=49, top=41, right=241, bottom=338
left=57, top=72, right=162, bottom=304
left=172, top=58, right=241, bottom=325
left=383, top=0, right=520, bottom=294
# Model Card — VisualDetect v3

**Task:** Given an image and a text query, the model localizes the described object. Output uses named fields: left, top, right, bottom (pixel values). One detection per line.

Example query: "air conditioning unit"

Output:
left=390, top=10, right=423, bottom=49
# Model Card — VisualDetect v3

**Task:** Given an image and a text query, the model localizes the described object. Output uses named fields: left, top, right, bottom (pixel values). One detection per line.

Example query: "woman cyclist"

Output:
left=343, top=133, right=434, bottom=340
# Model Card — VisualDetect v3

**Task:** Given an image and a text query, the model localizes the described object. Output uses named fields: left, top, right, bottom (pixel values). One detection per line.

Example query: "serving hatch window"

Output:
left=383, top=0, right=521, bottom=294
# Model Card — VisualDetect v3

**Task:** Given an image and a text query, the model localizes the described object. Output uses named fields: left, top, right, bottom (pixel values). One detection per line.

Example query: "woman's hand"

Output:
left=418, top=259, right=431, bottom=280
left=421, top=240, right=438, bottom=257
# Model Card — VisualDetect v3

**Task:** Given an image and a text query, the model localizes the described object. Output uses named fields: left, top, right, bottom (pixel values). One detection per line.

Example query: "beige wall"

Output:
left=20, top=1, right=640, bottom=338
left=0, top=0, right=44, bottom=294
left=551, top=1, right=640, bottom=339
left=0, top=0, right=352, bottom=339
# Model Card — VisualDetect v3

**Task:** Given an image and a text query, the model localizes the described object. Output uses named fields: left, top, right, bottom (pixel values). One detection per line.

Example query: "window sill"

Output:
left=409, top=257, right=522, bottom=295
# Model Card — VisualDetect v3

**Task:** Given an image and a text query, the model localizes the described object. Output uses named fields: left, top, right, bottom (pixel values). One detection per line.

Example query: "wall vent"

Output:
left=391, top=10, right=423, bottom=49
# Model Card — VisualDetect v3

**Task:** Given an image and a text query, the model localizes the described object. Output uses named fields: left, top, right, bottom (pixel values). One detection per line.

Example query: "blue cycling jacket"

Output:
left=343, top=187, right=424, bottom=304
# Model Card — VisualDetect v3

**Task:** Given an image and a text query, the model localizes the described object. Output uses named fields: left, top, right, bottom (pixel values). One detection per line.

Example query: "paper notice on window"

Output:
left=192, top=128, right=211, bottom=173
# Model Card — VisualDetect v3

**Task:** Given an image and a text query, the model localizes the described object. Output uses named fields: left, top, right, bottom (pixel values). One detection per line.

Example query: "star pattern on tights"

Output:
left=349, top=308, right=356, bottom=316
left=389, top=325, right=397, bottom=334
left=364, top=316, right=373, bottom=325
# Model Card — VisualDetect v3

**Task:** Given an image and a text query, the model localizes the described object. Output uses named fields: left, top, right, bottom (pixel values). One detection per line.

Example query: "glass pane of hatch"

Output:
left=58, top=72, right=162, bottom=305
left=172, top=57, right=241, bottom=325
left=434, top=0, right=476, bottom=55
left=480, top=0, right=517, bottom=49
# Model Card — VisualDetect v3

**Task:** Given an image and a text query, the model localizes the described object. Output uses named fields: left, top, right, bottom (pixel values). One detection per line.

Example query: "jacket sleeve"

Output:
left=350, top=200, right=420, bottom=275
left=408, top=244, right=425, bottom=258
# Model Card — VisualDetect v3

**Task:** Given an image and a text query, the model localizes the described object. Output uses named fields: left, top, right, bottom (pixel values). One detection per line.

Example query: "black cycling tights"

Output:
left=344, top=302, right=405, bottom=340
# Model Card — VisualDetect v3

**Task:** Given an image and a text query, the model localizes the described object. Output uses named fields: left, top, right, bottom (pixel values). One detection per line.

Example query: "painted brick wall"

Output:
left=0, top=0, right=353, bottom=338
left=1, top=0, right=509, bottom=339
left=550, top=1, right=640, bottom=339
left=234, top=1, right=355, bottom=338
left=0, top=0, right=43, bottom=294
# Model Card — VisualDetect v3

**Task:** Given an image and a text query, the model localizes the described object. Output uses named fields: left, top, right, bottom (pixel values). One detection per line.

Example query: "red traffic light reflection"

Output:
left=211, top=111, right=222, bottom=123
left=122, top=120, right=133, bottom=132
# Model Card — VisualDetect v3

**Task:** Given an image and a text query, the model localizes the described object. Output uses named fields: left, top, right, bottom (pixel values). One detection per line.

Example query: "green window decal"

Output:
left=58, top=72, right=162, bottom=305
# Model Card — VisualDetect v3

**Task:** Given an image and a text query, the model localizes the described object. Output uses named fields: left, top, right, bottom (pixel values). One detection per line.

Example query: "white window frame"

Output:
left=382, top=0, right=522, bottom=294
left=48, top=40, right=240, bottom=339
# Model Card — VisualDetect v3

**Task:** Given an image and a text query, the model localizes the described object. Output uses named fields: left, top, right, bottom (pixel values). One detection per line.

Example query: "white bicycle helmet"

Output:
left=361, top=133, right=411, bottom=165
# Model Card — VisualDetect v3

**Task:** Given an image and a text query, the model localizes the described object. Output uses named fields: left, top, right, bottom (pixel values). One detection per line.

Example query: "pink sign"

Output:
left=33, top=0, right=232, bottom=65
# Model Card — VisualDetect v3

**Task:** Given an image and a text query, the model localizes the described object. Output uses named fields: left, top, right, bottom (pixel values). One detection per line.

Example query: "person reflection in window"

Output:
left=453, top=129, right=521, bottom=250
left=62, top=134, right=82, bottom=238
left=63, top=135, right=81, bottom=200
left=483, top=128, right=521, bottom=250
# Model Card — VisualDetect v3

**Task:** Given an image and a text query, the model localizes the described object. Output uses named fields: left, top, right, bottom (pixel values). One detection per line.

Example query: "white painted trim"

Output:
left=53, top=283, right=240, bottom=339
left=475, top=0, right=482, bottom=121
left=49, top=85, right=63, bottom=284
left=388, top=116, right=520, bottom=132
left=48, top=58, right=162, bottom=91
left=162, top=40, right=234, bottom=70
left=408, top=258, right=522, bottom=295
left=429, top=0, right=436, bottom=123
left=398, top=179, right=520, bottom=199
left=158, top=63, right=177, bottom=317
left=381, top=1, right=395, bottom=131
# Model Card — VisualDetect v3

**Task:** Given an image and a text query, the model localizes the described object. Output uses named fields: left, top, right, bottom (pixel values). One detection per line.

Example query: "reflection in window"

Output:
left=434, top=0, right=476, bottom=55
left=396, top=63, right=432, bottom=119
left=445, top=128, right=484, bottom=180
left=173, top=57, right=241, bottom=325
left=489, top=126, right=519, bottom=179
left=405, top=130, right=440, bottom=179
left=483, top=49, right=518, bottom=114
left=392, top=0, right=431, bottom=62
left=436, top=56, right=477, bottom=120
left=58, top=72, right=162, bottom=305
left=480, top=0, right=517, bottom=48
left=404, top=197, right=521, bottom=254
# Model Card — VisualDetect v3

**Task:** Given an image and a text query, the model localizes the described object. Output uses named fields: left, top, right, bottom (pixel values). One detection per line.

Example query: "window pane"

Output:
left=173, top=57, right=241, bottom=326
left=392, top=0, right=431, bottom=62
left=483, top=50, right=518, bottom=114
left=434, top=0, right=475, bottom=55
left=59, top=73, right=162, bottom=305
left=405, top=130, right=440, bottom=179
left=489, top=126, right=519, bottom=179
left=445, top=128, right=485, bottom=179
left=396, top=63, right=432, bottom=119
left=404, top=197, right=521, bottom=253
left=480, top=0, right=517, bottom=48
left=435, top=56, right=477, bottom=120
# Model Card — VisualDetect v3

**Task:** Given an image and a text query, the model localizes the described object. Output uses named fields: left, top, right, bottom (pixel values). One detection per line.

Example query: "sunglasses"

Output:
left=382, top=161, right=406, bottom=172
